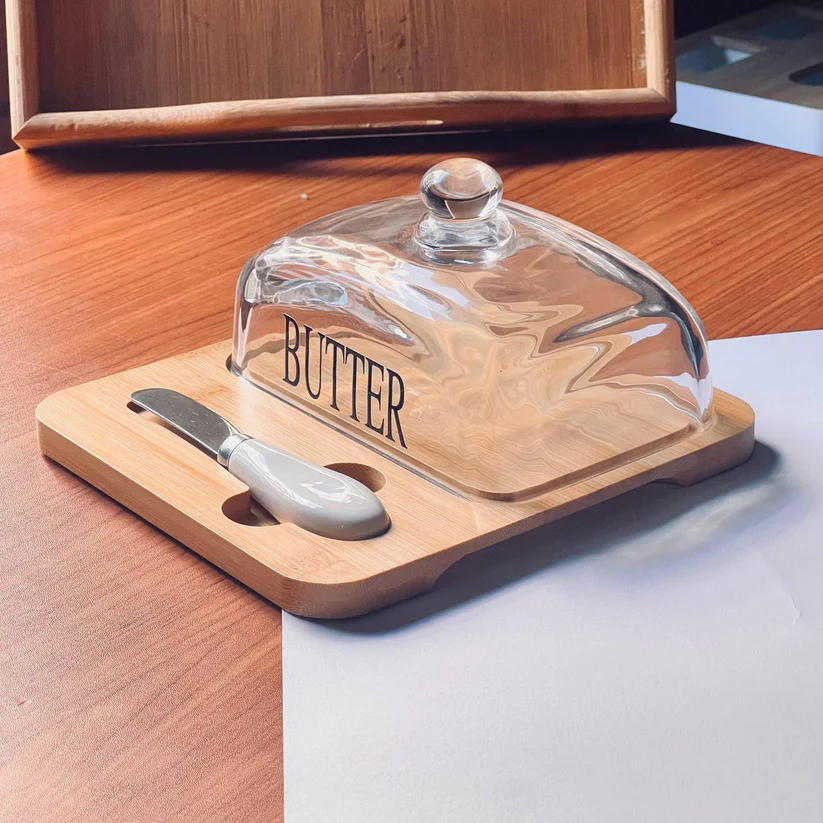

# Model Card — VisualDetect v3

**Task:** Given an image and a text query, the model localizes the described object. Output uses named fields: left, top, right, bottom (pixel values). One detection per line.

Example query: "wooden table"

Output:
left=1, top=124, right=822, bottom=822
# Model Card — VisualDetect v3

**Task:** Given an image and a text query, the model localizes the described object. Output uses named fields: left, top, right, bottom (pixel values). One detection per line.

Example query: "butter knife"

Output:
left=131, top=388, right=390, bottom=541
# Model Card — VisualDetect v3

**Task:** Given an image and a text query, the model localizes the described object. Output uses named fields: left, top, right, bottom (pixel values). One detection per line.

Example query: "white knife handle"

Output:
left=226, top=439, right=390, bottom=541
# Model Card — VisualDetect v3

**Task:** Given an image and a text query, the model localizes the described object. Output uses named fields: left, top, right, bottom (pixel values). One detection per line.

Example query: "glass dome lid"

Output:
left=232, top=157, right=712, bottom=501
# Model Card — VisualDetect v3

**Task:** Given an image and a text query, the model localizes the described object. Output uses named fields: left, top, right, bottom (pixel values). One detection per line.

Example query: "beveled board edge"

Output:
left=7, top=0, right=675, bottom=150
left=35, top=341, right=753, bottom=618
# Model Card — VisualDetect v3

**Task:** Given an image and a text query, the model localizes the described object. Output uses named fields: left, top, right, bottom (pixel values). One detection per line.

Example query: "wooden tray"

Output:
left=35, top=340, right=754, bottom=618
left=6, top=0, right=674, bottom=149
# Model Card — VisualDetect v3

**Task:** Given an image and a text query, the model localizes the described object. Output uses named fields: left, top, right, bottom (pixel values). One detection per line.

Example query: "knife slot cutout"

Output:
left=223, top=492, right=279, bottom=527
left=325, top=463, right=386, bottom=492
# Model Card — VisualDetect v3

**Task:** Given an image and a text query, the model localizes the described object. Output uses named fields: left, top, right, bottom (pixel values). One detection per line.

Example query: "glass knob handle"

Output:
left=420, top=158, right=504, bottom=221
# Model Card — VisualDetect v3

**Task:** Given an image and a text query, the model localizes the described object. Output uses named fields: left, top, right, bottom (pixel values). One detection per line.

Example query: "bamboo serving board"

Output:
left=36, top=340, right=754, bottom=618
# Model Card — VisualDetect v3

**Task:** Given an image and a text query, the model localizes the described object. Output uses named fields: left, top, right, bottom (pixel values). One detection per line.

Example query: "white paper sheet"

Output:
left=283, top=330, right=823, bottom=823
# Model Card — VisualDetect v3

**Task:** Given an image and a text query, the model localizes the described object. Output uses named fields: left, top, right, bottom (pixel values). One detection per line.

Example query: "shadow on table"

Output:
left=31, top=122, right=742, bottom=177
left=320, top=441, right=789, bottom=634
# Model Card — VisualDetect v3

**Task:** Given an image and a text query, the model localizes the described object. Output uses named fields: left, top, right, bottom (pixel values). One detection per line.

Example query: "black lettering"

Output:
left=365, top=359, right=384, bottom=435
left=285, top=316, right=407, bottom=447
left=283, top=314, right=300, bottom=386
left=346, top=348, right=366, bottom=422
left=304, top=325, right=325, bottom=400
left=386, top=369, right=407, bottom=448
left=325, top=337, right=346, bottom=410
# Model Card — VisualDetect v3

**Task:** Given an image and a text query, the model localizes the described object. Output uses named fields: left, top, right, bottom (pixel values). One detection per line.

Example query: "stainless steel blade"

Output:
left=130, top=388, right=242, bottom=459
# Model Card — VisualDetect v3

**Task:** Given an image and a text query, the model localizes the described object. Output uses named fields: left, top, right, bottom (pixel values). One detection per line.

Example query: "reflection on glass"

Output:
left=233, top=159, right=712, bottom=500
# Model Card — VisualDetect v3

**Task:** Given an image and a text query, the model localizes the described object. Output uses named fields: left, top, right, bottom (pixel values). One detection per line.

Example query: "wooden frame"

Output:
left=6, top=0, right=674, bottom=150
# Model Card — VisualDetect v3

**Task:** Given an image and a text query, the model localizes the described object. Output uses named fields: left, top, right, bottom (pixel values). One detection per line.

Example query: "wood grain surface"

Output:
left=34, top=0, right=649, bottom=109
left=2, top=124, right=823, bottom=820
